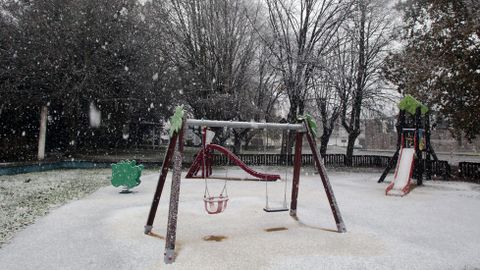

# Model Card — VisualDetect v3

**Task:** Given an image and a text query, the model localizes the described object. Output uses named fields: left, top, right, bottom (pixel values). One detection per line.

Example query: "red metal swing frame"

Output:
left=143, top=117, right=347, bottom=264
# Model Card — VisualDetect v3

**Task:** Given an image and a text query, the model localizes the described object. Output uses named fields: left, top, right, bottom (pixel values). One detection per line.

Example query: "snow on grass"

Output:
left=0, top=169, right=112, bottom=247
left=0, top=168, right=479, bottom=269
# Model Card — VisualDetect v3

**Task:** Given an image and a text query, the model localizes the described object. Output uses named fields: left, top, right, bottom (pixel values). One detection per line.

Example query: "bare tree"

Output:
left=309, top=55, right=343, bottom=156
left=263, top=0, right=352, bottom=154
left=338, top=0, right=396, bottom=165
left=154, top=0, right=283, bottom=153
left=232, top=42, right=284, bottom=151
left=158, top=0, right=258, bottom=122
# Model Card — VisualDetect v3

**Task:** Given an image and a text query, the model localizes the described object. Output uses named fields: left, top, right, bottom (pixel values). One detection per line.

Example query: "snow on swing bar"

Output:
left=185, top=119, right=305, bottom=131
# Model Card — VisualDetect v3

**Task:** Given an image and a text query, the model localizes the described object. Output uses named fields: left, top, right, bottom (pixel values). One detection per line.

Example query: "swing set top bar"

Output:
left=186, top=119, right=305, bottom=131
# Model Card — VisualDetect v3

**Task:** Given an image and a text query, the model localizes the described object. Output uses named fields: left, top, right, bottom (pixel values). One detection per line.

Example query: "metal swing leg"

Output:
left=289, top=132, right=303, bottom=216
left=303, top=122, right=346, bottom=233
left=144, top=132, right=178, bottom=234
left=164, top=122, right=186, bottom=264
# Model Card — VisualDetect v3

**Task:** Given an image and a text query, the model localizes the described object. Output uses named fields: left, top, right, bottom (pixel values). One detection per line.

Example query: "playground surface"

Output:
left=0, top=168, right=479, bottom=270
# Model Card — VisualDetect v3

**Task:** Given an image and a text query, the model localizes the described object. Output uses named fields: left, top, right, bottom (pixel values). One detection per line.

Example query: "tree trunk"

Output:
left=286, top=97, right=299, bottom=156
left=233, top=133, right=242, bottom=154
left=345, top=0, right=366, bottom=166
left=345, top=132, right=359, bottom=166
left=319, top=130, right=332, bottom=157
left=316, top=92, right=340, bottom=158
left=244, top=132, right=255, bottom=150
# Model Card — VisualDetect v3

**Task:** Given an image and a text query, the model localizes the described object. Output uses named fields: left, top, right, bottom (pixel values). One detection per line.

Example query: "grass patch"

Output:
left=0, top=169, right=112, bottom=247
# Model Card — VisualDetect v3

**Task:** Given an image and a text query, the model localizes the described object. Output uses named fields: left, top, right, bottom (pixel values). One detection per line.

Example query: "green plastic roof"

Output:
left=398, top=95, right=429, bottom=115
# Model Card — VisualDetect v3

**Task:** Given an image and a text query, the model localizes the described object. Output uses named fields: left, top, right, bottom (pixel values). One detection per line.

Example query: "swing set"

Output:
left=143, top=107, right=346, bottom=264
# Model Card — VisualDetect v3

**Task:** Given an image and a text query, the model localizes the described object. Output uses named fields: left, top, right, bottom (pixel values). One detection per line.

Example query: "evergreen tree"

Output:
left=1, top=0, right=155, bottom=151
left=384, top=0, right=480, bottom=139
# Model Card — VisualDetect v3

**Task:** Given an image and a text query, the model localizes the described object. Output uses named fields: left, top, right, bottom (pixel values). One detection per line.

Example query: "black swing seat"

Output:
left=263, top=206, right=289, bottom=213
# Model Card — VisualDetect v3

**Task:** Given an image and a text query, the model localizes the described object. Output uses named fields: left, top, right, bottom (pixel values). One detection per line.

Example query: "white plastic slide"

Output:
left=386, top=148, right=415, bottom=196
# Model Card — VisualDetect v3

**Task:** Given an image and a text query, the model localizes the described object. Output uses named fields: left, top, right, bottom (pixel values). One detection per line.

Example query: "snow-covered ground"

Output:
left=0, top=169, right=111, bottom=247
left=0, top=168, right=479, bottom=270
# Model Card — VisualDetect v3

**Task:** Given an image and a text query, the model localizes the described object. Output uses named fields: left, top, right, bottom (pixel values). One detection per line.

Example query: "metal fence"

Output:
left=458, top=162, right=480, bottom=183
left=429, top=160, right=451, bottom=180
left=211, top=153, right=451, bottom=179
left=350, top=155, right=392, bottom=167
left=211, top=153, right=347, bottom=167
left=0, top=153, right=456, bottom=181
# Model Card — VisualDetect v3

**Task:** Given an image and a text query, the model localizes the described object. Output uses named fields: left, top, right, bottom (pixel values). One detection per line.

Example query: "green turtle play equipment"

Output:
left=111, top=160, right=144, bottom=193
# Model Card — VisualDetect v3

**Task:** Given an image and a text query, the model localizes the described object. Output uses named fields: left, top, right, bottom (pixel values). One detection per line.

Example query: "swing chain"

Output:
left=264, top=127, right=289, bottom=212
left=202, top=126, right=229, bottom=214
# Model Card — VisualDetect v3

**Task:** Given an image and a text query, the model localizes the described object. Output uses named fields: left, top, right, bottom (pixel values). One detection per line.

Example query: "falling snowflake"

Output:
left=89, top=102, right=101, bottom=128
left=120, top=7, right=128, bottom=16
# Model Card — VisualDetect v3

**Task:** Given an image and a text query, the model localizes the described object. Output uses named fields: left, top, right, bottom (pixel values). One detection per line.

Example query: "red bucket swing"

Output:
left=203, top=181, right=229, bottom=214
left=201, top=127, right=229, bottom=214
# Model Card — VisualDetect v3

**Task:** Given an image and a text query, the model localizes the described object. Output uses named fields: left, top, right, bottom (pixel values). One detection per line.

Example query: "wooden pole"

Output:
left=415, top=107, right=423, bottom=186
left=164, top=120, right=186, bottom=264
left=289, top=132, right=303, bottom=217
left=37, top=106, right=48, bottom=161
left=378, top=110, right=405, bottom=183
left=425, top=111, right=432, bottom=179
left=144, top=132, right=178, bottom=234
left=303, top=121, right=346, bottom=233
